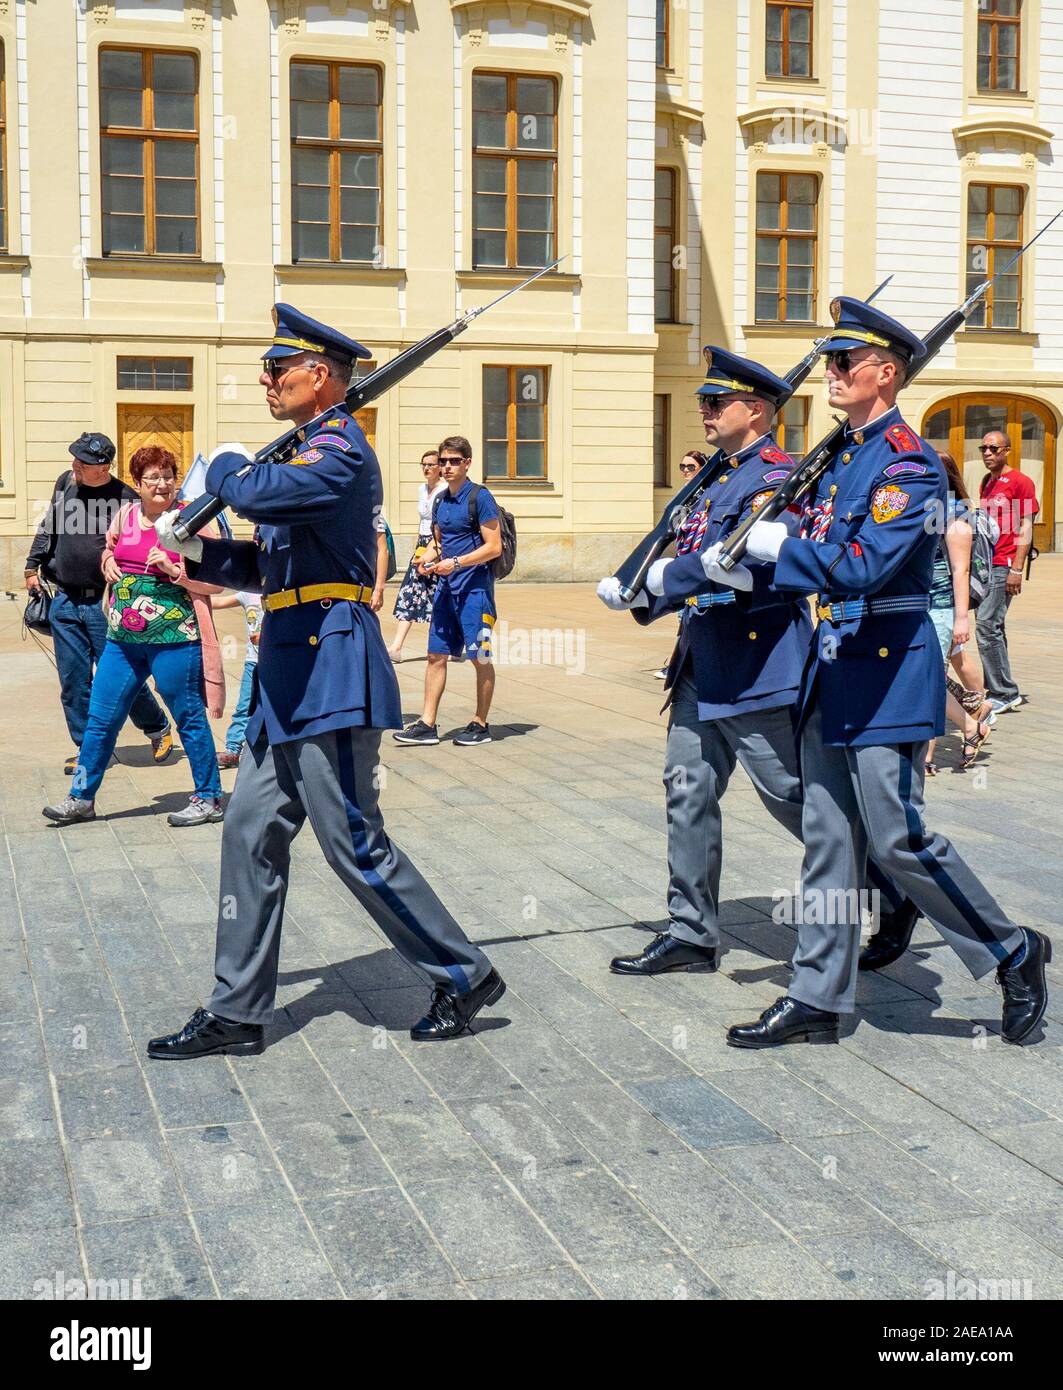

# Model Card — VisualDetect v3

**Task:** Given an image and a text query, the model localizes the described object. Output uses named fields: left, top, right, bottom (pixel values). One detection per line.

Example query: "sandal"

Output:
left=960, top=720, right=991, bottom=771
left=925, top=760, right=939, bottom=777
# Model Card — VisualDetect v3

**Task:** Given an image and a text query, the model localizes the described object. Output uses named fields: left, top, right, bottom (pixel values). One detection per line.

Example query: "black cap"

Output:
left=69, top=432, right=116, bottom=466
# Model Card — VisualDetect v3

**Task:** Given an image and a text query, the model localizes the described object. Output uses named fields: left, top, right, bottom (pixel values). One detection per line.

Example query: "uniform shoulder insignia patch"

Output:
left=325, top=417, right=348, bottom=429
left=750, top=490, right=775, bottom=513
left=309, top=432, right=353, bottom=453
left=762, top=468, right=790, bottom=483
left=760, top=444, right=790, bottom=467
left=885, top=423, right=920, bottom=454
left=883, top=460, right=927, bottom=478
left=292, top=448, right=322, bottom=465
left=871, top=484, right=911, bottom=523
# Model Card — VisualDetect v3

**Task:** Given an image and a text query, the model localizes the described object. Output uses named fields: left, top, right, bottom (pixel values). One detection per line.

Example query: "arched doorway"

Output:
left=922, top=394, right=1056, bottom=553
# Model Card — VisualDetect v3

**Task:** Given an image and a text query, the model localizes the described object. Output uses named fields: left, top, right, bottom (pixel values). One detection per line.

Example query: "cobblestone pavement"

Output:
left=1, top=567, right=1061, bottom=1300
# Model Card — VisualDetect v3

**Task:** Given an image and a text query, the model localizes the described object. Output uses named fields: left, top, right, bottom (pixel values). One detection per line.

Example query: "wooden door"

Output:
left=354, top=407, right=376, bottom=449
left=117, top=405, right=194, bottom=486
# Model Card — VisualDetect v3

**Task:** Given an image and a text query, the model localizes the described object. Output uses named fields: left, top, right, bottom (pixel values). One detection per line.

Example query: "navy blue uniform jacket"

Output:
left=188, top=406, right=401, bottom=745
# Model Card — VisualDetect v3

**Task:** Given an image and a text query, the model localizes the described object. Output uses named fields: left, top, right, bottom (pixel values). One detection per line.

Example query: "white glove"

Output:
left=700, top=541, right=753, bottom=592
left=596, top=577, right=648, bottom=611
left=646, top=558, right=672, bottom=597
left=744, top=519, right=788, bottom=564
left=208, top=442, right=255, bottom=465
left=153, top=508, right=203, bottom=564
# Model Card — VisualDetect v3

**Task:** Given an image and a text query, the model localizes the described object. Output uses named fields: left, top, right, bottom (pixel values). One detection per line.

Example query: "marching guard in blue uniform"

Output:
left=599, top=348, right=913, bottom=976
left=147, top=306, right=504, bottom=1056
left=730, top=299, right=1050, bottom=1047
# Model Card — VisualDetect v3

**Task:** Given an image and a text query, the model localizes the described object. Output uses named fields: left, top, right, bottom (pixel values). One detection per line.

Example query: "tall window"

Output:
left=654, top=168, right=677, bottom=322
left=0, top=45, right=6, bottom=252
left=656, top=1, right=670, bottom=68
left=100, top=48, right=198, bottom=257
left=653, top=395, right=670, bottom=488
left=117, top=357, right=192, bottom=390
left=967, top=183, right=1023, bottom=329
left=978, top=1, right=1022, bottom=93
left=755, top=172, right=817, bottom=322
left=483, top=366, right=548, bottom=480
left=766, top=1, right=813, bottom=79
left=775, top=397, right=809, bottom=456
left=472, top=73, right=556, bottom=269
left=290, top=61, right=382, bottom=264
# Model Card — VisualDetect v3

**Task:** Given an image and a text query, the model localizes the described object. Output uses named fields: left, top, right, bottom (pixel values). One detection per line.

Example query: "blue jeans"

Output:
left=72, top=641, right=221, bottom=803
left=976, top=567, right=1018, bottom=701
left=50, top=589, right=169, bottom=748
left=225, top=660, right=256, bottom=752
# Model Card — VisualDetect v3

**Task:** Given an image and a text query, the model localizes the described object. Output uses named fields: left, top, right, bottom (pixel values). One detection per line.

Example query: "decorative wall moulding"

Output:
left=738, top=101, right=847, bottom=148
left=952, top=113, right=1054, bottom=154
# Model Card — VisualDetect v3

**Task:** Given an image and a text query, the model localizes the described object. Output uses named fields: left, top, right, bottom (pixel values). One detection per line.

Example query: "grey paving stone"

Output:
left=317, top=1039, right=435, bottom=1111
left=881, top=1056, right=1052, bottom=1130
left=304, top=1187, right=454, bottom=1295
left=0, top=947, right=45, bottom=1022
left=902, top=1214, right=1063, bottom=1299
left=516, top=1163, right=680, bottom=1264
left=581, top=1257, right=725, bottom=1300
left=0, top=1138, right=75, bottom=1232
left=56, top=1065, right=157, bottom=1140
left=788, top=1130, right=989, bottom=1226
left=358, top=1104, right=495, bottom=1185
left=467, top=1266, right=597, bottom=1300
left=704, top=1065, right=870, bottom=1140
left=610, top=1151, right=787, bottom=1252
left=0, top=1065, right=60, bottom=1141
left=263, top=1114, right=397, bottom=1199
left=985, top=1120, right=1063, bottom=1183
left=0, top=1226, right=84, bottom=1300
left=70, top=1136, right=185, bottom=1224
left=391, top=1034, right=524, bottom=1101
left=195, top=1197, right=343, bottom=1299
left=891, top=1118, right=1063, bottom=1211
left=81, top=1214, right=216, bottom=1300
left=802, top=1228, right=956, bottom=1300
left=534, top=1082, right=689, bottom=1160
left=627, top=1074, right=778, bottom=1150
left=146, top=1055, right=253, bottom=1131
left=707, top=1142, right=891, bottom=1238
left=405, top=1174, right=564, bottom=1280
left=696, top=1239, right=853, bottom=1300
left=1007, top=1207, right=1063, bottom=1259
left=165, top=1123, right=290, bottom=1210
left=40, top=1011, right=138, bottom=1077
left=448, top=1093, right=592, bottom=1177
left=227, top=1045, right=348, bottom=1122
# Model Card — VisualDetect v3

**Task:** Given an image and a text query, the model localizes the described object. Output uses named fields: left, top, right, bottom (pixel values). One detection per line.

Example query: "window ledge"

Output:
left=958, top=328, right=1039, bottom=347
left=87, top=257, right=222, bottom=280
left=277, top=263, right=407, bottom=285
left=483, top=478, right=554, bottom=491
left=743, top=322, right=829, bottom=338
left=0, top=254, right=29, bottom=271
left=458, top=268, right=581, bottom=288
left=656, top=320, right=695, bottom=331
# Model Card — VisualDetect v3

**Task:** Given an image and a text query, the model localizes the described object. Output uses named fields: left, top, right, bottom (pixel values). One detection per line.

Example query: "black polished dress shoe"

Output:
left=998, top=929, right=1052, bottom=1045
left=410, top=968, right=506, bottom=1041
left=610, top=932, right=718, bottom=976
left=859, top=898, right=920, bottom=972
left=147, top=1008, right=265, bottom=1060
left=727, top=995, right=839, bottom=1049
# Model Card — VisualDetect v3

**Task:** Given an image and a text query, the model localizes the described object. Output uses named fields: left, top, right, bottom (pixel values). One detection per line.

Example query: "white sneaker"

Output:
left=987, top=696, right=1022, bottom=714
left=42, top=796, right=96, bottom=825
left=167, top=796, right=224, bottom=828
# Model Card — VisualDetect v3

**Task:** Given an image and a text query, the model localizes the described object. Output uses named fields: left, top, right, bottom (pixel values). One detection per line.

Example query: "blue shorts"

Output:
left=427, top=586, right=496, bottom=660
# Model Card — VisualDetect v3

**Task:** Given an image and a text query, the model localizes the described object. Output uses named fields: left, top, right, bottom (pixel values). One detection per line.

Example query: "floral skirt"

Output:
left=393, top=541, right=439, bottom=623
left=107, top=571, right=198, bottom=644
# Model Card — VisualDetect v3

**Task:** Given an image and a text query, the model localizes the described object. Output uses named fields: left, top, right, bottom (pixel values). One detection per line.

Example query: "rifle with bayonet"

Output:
left=173, top=256, right=567, bottom=542
left=613, top=276, right=893, bottom=604
left=716, top=212, right=1063, bottom=572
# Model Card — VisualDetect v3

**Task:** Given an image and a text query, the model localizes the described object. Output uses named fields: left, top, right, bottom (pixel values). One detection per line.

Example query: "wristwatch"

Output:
left=453, top=556, right=462, bottom=571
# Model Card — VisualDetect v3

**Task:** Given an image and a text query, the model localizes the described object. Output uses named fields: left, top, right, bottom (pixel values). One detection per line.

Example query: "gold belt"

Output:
left=263, top=583, right=374, bottom=613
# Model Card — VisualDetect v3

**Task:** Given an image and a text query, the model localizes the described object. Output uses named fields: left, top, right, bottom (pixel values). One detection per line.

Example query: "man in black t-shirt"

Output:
left=25, top=432, right=172, bottom=774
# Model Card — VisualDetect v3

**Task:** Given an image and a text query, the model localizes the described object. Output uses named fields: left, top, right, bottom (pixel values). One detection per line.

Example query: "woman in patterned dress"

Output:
left=387, top=450, right=446, bottom=661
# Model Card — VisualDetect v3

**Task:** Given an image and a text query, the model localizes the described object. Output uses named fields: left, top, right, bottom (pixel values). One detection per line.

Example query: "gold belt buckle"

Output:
left=817, top=603, right=833, bottom=622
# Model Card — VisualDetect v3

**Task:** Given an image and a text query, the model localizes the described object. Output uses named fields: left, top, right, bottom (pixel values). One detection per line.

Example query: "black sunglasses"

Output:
left=979, top=444, right=1007, bottom=453
left=439, top=456, right=466, bottom=466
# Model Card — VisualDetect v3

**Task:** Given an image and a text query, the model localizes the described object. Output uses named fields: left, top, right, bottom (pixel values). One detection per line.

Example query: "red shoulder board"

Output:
left=760, top=444, right=790, bottom=467
left=886, top=423, right=920, bottom=454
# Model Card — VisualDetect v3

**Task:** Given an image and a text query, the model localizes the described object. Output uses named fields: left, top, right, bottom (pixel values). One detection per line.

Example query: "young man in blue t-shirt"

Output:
left=394, top=436, right=502, bottom=746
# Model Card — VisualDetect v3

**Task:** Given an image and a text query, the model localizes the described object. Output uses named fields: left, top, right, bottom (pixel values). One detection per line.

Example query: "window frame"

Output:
left=472, top=70, right=558, bottom=272
left=653, top=394, right=670, bottom=489
left=654, top=166, right=678, bottom=323
left=966, top=181, right=1024, bottom=331
left=0, top=44, right=6, bottom=253
left=288, top=57, right=384, bottom=266
left=99, top=45, right=201, bottom=259
left=116, top=356, right=194, bottom=391
left=656, top=1, right=670, bottom=69
left=977, top=0, right=1022, bottom=94
left=766, top=1, right=815, bottom=81
left=775, top=395, right=809, bottom=457
left=754, top=169, right=819, bottom=324
left=482, top=364, right=550, bottom=483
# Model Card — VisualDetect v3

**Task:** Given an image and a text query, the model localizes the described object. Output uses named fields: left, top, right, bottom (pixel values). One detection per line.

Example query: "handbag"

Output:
left=24, top=576, right=54, bottom=634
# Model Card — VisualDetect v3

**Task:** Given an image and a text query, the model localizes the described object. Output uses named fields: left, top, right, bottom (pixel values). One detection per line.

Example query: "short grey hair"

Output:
left=302, top=353, right=353, bottom=389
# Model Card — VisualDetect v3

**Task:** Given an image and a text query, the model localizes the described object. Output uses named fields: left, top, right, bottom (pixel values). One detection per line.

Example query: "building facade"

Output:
left=0, top=0, right=1060, bottom=589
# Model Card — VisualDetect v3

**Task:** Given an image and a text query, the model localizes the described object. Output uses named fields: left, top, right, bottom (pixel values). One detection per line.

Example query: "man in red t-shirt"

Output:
left=978, top=430, right=1039, bottom=712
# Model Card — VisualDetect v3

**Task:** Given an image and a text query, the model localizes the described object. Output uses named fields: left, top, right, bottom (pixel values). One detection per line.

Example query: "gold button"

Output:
left=841, top=452, right=852, bottom=463
left=718, top=474, right=729, bottom=483
left=879, top=647, right=889, bottom=658
left=749, top=631, right=757, bottom=640
left=309, top=635, right=318, bottom=646
left=829, top=484, right=837, bottom=495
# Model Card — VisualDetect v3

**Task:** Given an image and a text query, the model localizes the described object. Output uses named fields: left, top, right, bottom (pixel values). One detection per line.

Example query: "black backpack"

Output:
left=434, top=482, right=517, bottom=580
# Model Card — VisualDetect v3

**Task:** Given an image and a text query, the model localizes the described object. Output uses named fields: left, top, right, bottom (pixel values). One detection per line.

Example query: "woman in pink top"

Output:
left=43, top=446, right=227, bottom=828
